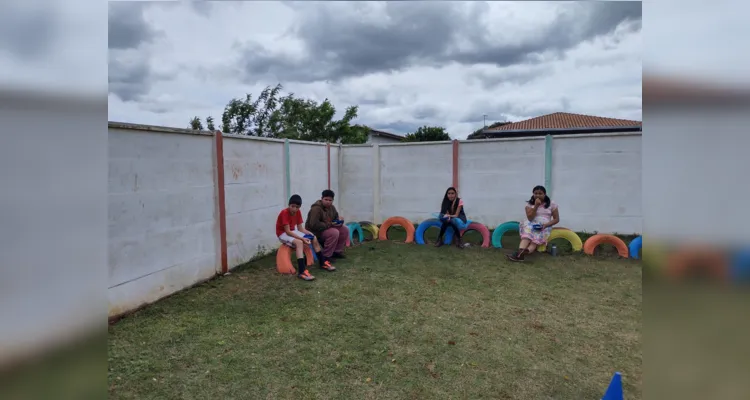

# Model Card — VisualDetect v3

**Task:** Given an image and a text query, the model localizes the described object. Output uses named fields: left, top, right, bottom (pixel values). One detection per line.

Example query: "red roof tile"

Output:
left=486, top=112, right=642, bottom=131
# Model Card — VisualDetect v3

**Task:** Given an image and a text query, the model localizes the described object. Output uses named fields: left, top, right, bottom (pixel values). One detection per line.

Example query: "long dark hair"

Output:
left=527, top=185, right=551, bottom=208
left=441, top=186, right=459, bottom=214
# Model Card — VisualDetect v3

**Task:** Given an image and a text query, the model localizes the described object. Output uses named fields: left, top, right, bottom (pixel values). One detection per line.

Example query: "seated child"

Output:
left=276, top=194, right=336, bottom=281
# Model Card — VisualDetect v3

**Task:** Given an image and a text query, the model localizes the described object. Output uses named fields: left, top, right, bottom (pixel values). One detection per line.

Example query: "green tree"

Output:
left=467, top=121, right=511, bottom=139
left=403, top=126, right=451, bottom=142
left=218, top=84, right=368, bottom=144
left=205, top=116, right=215, bottom=131
left=189, top=116, right=204, bottom=130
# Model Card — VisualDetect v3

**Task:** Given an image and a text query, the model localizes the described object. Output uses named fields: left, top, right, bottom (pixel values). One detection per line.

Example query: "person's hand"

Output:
left=302, top=238, right=311, bottom=245
left=534, top=198, right=542, bottom=207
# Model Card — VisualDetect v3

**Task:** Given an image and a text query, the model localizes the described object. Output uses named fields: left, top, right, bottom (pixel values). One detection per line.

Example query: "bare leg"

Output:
left=519, top=238, right=531, bottom=250
left=292, top=239, right=304, bottom=259
left=527, top=243, right=538, bottom=253
left=312, top=236, right=321, bottom=252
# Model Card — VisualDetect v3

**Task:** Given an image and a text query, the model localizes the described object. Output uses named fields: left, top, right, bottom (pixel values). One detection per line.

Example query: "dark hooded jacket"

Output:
left=305, top=200, right=340, bottom=236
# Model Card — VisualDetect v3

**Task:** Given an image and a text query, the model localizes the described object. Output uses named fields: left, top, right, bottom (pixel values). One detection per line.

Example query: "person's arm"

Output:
left=525, top=204, right=539, bottom=221
left=284, top=224, right=305, bottom=240
left=544, top=208, right=560, bottom=229
left=451, top=205, right=463, bottom=218
left=331, top=206, right=342, bottom=225
left=307, top=207, right=329, bottom=232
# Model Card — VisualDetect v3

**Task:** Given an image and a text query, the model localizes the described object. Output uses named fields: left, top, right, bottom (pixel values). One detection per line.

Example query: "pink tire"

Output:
left=461, top=222, right=491, bottom=248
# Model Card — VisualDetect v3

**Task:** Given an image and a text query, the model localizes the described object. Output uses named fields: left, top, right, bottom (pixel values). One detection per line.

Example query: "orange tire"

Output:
left=378, top=216, right=416, bottom=244
left=583, top=234, right=629, bottom=258
left=276, top=244, right=314, bottom=274
left=665, top=246, right=729, bottom=282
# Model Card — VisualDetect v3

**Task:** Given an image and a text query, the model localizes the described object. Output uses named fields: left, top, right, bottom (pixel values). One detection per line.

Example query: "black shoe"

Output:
left=332, top=252, right=346, bottom=259
left=506, top=249, right=526, bottom=262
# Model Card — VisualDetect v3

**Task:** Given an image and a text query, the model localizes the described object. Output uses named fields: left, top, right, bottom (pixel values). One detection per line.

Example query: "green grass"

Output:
left=108, top=227, right=642, bottom=400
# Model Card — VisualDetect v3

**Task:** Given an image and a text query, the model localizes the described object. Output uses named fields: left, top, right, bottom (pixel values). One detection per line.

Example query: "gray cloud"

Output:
left=468, top=64, right=553, bottom=90
left=108, top=2, right=160, bottom=102
left=188, top=1, right=213, bottom=17
left=0, top=4, right=57, bottom=60
left=108, top=54, right=152, bottom=102
left=108, top=2, right=158, bottom=50
left=237, top=1, right=642, bottom=85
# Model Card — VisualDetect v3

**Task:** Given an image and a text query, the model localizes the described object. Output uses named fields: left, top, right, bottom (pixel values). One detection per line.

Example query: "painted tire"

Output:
left=359, top=221, right=379, bottom=241
left=491, top=221, right=520, bottom=248
left=276, top=244, right=313, bottom=275
left=378, top=216, right=416, bottom=243
left=731, top=248, right=750, bottom=281
left=345, top=222, right=364, bottom=247
left=629, top=236, right=642, bottom=259
left=415, top=219, right=445, bottom=245
left=538, top=228, right=583, bottom=252
left=665, top=246, right=728, bottom=281
left=460, top=222, right=491, bottom=248
left=583, top=234, right=629, bottom=258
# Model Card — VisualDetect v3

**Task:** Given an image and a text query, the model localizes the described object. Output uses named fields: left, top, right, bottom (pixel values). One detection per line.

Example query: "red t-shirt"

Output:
left=276, top=208, right=304, bottom=237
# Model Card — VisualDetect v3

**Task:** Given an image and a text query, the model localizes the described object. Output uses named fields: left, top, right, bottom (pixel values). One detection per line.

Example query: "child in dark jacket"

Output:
left=435, top=187, right=467, bottom=249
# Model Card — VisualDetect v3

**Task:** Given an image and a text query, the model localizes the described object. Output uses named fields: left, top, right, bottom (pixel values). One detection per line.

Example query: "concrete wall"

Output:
left=108, top=126, right=219, bottom=317
left=106, top=124, right=641, bottom=318
left=458, top=137, right=546, bottom=227
left=337, top=132, right=642, bottom=234
left=551, top=133, right=641, bottom=234
left=379, top=142, right=453, bottom=223
left=339, top=145, right=374, bottom=222
left=223, top=135, right=285, bottom=268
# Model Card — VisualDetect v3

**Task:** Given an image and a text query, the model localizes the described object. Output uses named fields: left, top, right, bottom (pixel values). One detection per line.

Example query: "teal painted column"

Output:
left=544, top=135, right=553, bottom=195
left=284, top=139, right=291, bottom=202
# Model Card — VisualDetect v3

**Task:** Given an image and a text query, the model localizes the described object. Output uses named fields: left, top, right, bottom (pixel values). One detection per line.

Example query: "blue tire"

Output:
left=491, top=221, right=520, bottom=248
left=416, top=219, right=443, bottom=245
left=346, top=222, right=364, bottom=245
left=629, top=236, right=642, bottom=259
left=731, top=248, right=750, bottom=281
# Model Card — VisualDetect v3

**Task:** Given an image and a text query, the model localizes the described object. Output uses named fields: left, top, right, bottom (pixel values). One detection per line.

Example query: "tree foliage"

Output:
left=466, top=121, right=512, bottom=139
left=189, top=83, right=369, bottom=144
left=403, top=126, right=451, bottom=142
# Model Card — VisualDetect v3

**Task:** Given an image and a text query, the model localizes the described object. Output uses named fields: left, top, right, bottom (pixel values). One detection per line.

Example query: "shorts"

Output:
left=278, top=229, right=308, bottom=247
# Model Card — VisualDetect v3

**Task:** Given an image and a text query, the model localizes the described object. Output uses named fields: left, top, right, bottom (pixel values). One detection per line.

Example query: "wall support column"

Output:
left=326, top=143, right=331, bottom=189
left=452, top=139, right=459, bottom=190
left=284, top=139, right=291, bottom=202
left=544, top=135, right=553, bottom=195
left=213, top=131, right=228, bottom=274
left=372, top=144, right=381, bottom=224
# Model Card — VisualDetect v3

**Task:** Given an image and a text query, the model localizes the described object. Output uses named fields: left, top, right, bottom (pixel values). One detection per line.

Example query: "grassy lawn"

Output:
left=108, top=227, right=642, bottom=399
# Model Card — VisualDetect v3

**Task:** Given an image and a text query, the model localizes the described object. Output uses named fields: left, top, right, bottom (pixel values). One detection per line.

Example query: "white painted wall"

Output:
left=288, top=141, right=329, bottom=213
left=379, top=142, right=453, bottom=223
left=337, top=132, right=641, bottom=234
left=106, top=124, right=641, bottom=318
left=459, top=138, right=546, bottom=227
left=108, top=127, right=218, bottom=317
left=551, top=133, right=642, bottom=234
left=339, top=145, right=374, bottom=222
left=222, top=136, right=285, bottom=268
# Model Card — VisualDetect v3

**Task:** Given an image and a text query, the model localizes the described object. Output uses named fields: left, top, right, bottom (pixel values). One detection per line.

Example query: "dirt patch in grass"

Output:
left=108, top=237, right=642, bottom=400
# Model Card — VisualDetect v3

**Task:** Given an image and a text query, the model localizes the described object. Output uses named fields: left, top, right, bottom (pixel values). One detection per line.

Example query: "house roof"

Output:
left=369, top=129, right=404, bottom=141
left=485, top=112, right=642, bottom=132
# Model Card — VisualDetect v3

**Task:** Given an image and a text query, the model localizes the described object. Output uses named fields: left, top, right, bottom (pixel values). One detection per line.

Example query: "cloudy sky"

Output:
left=107, top=1, right=642, bottom=139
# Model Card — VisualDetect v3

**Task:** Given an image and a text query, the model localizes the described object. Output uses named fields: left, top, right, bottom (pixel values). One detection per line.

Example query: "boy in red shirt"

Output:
left=276, top=194, right=336, bottom=281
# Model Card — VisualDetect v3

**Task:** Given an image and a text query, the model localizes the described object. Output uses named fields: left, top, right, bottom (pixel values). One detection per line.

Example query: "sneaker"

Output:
left=320, top=259, right=337, bottom=271
left=506, top=250, right=525, bottom=262
left=332, top=252, right=346, bottom=259
left=297, top=270, right=315, bottom=281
